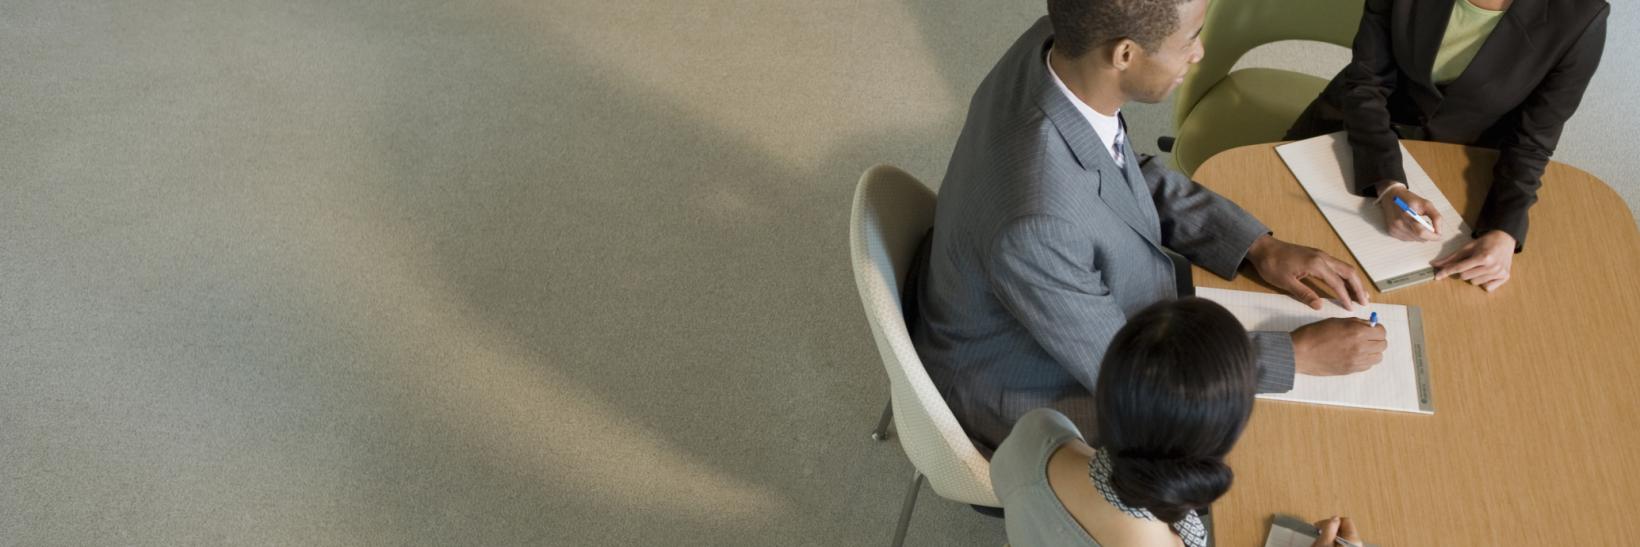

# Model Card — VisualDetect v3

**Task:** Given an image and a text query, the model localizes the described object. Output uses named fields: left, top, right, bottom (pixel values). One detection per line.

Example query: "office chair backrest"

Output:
left=1173, top=0, right=1366, bottom=132
left=849, top=165, right=999, bottom=506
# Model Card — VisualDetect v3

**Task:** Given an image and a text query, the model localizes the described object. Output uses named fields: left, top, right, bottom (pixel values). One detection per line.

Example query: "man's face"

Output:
left=1121, top=0, right=1208, bottom=104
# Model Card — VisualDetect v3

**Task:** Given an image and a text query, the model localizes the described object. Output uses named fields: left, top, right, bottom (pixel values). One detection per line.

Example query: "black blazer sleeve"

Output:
left=1339, top=0, right=1406, bottom=194
left=1477, top=6, right=1608, bottom=250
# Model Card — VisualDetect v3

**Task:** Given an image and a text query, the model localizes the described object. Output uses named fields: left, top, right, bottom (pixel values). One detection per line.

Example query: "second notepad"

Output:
left=1275, top=132, right=1472, bottom=292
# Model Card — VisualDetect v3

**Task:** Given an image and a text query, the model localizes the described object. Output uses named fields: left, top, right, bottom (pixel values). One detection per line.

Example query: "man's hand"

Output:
left=1431, top=230, right=1516, bottom=292
left=1246, top=235, right=1370, bottom=311
left=1377, top=182, right=1442, bottom=242
left=1292, top=318, right=1386, bottom=375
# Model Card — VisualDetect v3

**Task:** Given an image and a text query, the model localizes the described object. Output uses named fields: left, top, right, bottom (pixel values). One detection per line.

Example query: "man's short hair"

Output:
left=1047, top=0, right=1191, bottom=57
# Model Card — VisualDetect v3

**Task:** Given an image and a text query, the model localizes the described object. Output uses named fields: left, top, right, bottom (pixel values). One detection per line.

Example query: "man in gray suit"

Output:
left=910, top=0, right=1387, bottom=453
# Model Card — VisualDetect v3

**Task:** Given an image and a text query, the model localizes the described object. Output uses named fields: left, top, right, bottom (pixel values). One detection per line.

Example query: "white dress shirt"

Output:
left=1045, top=49, right=1125, bottom=169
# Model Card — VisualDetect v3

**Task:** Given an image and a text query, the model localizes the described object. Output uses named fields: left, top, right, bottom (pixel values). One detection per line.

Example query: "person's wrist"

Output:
left=1246, top=233, right=1276, bottom=265
left=1289, top=323, right=1313, bottom=369
left=1481, top=230, right=1516, bottom=249
left=1374, top=180, right=1407, bottom=203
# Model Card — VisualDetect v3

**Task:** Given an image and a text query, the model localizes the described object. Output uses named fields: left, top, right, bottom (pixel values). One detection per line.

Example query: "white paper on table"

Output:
left=1196, top=287, right=1433, bottom=415
left=1276, top=132, right=1471, bottom=292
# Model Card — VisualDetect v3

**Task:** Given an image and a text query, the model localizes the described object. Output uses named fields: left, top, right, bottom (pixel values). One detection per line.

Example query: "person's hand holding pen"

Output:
left=1375, top=181, right=1442, bottom=242
left=1310, top=515, right=1365, bottom=547
left=1291, top=311, right=1385, bottom=376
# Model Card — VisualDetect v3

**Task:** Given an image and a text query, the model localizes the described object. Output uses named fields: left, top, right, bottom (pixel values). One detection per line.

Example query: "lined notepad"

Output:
left=1196, top=287, right=1433, bottom=415
left=1276, top=132, right=1471, bottom=292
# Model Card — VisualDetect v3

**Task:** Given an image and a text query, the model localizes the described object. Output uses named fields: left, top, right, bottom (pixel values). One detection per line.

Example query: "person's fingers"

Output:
left=1338, top=517, right=1361, bottom=542
left=1423, top=203, right=1443, bottom=235
left=1382, top=206, right=1418, bottom=241
left=1328, top=257, right=1371, bottom=306
left=1369, top=323, right=1388, bottom=341
left=1459, top=264, right=1498, bottom=282
left=1365, top=339, right=1388, bottom=353
left=1430, top=249, right=1457, bottom=268
left=1346, top=319, right=1376, bottom=336
left=1437, top=250, right=1487, bottom=279
left=1313, top=516, right=1341, bottom=546
left=1467, top=271, right=1504, bottom=286
left=1354, top=352, right=1383, bottom=369
left=1389, top=217, right=1422, bottom=242
left=1308, top=266, right=1355, bottom=311
left=1280, top=277, right=1324, bottom=310
left=1430, top=243, right=1470, bottom=268
left=1483, top=276, right=1510, bottom=292
left=1391, top=205, right=1437, bottom=240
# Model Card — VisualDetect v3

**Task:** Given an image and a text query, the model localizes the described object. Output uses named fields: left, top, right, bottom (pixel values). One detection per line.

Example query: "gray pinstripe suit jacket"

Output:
left=909, top=17, right=1296, bottom=453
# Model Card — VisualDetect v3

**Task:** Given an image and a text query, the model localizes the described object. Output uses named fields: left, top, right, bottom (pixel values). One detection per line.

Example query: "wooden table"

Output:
left=1193, top=142, right=1640, bottom=546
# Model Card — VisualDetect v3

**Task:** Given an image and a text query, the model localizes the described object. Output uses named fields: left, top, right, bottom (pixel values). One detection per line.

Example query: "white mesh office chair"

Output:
left=849, top=165, right=1001, bottom=547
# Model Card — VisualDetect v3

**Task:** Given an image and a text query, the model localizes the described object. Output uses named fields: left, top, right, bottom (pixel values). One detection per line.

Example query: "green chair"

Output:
left=1169, top=0, right=1365, bottom=176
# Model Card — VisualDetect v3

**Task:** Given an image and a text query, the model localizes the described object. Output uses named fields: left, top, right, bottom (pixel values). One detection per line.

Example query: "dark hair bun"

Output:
left=1108, top=452, right=1233, bottom=524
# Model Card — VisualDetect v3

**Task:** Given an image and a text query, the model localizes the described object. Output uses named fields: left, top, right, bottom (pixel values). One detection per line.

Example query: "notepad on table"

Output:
left=1265, top=514, right=1380, bottom=547
left=1196, top=287, right=1433, bottom=415
left=1276, top=132, right=1471, bottom=292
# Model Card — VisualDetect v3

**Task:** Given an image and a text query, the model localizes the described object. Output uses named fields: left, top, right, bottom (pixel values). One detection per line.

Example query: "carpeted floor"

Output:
left=2, top=2, right=1633, bottom=545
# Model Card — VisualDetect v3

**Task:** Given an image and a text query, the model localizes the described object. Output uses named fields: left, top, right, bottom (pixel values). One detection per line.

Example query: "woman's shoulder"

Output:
left=994, top=410, right=1084, bottom=467
left=991, top=410, right=1085, bottom=493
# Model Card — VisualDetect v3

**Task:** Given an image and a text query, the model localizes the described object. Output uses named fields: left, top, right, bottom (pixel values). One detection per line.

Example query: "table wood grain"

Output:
left=1192, top=141, right=1640, bottom=546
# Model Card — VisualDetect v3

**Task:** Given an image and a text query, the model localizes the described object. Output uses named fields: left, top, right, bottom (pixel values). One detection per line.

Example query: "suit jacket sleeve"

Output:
left=1340, top=0, right=1406, bottom=194
left=1138, top=155, right=1269, bottom=279
left=1138, top=158, right=1296, bottom=392
left=991, top=209, right=1296, bottom=394
left=986, top=215, right=1126, bottom=396
left=1477, top=7, right=1608, bottom=251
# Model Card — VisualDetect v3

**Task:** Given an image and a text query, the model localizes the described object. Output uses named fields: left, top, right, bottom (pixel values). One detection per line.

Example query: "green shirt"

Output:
left=1431, top=0, right=1506, bottom=85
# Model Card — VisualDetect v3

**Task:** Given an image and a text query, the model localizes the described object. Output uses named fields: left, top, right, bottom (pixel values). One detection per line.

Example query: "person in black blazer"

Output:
left=1286, top=0, right=1608, bottom=292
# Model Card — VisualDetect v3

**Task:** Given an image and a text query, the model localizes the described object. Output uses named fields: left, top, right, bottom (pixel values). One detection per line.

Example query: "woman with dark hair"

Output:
left=1286, top=0, right=1608, bottom=292
left=990, top=298, right=1365, bottom=546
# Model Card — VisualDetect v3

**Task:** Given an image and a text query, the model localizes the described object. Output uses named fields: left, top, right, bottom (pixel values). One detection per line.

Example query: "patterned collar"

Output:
left=1089, top=449, right=1209, bottom=547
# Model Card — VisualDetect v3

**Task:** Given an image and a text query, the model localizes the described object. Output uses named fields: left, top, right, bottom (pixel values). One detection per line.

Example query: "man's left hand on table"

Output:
left=1246, top=234, right=1371, bottom=311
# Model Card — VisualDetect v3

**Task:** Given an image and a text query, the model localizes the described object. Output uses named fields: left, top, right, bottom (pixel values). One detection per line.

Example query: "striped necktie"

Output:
left=1112, top=114, right=1134, bottom=181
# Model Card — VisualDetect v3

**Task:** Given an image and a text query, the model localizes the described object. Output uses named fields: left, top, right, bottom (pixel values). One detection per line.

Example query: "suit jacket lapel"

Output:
left=1028, top=41, right=1163, bottom=249
left=1118, top=125, right=1162, bottom=238
left=1408, top=0, right=1457, bottom=97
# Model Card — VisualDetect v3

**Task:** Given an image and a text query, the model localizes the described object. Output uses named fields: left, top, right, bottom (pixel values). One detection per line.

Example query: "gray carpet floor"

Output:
left=2, top=2, right=1633, bottom=546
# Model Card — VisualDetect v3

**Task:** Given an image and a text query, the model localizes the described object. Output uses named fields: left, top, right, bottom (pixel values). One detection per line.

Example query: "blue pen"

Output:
left=1392, top=196, right=1437, bottom=233
left=1369, top=311, right=1379, bottom=327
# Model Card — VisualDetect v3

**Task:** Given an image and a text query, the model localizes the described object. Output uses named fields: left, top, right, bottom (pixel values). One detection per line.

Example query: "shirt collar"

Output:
left=1045, top=48, right=1124, bottom=164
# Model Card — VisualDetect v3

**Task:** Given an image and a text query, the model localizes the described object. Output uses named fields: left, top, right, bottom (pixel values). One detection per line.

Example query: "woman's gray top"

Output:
left=991, top=409, right=1206, bottom=547
left=990, top=408, right=1106, bottom=547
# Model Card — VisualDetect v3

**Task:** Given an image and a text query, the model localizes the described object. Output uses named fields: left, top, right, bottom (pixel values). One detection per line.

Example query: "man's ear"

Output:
left=1108, top=39, right=1138, bottom=70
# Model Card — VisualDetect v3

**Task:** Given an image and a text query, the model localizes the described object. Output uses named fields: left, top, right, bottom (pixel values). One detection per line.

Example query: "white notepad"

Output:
left=1264, top=514, right=1380, bottom=547
left=1196, top=287, right=1433, bottom=415
left=1276, top=132, right=1471, bottom=292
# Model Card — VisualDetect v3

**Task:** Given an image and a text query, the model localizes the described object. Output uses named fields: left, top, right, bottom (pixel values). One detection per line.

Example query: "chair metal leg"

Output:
left=871, top=401, right=894, bottom=441
left=890, top=471, right=924, bottom=547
